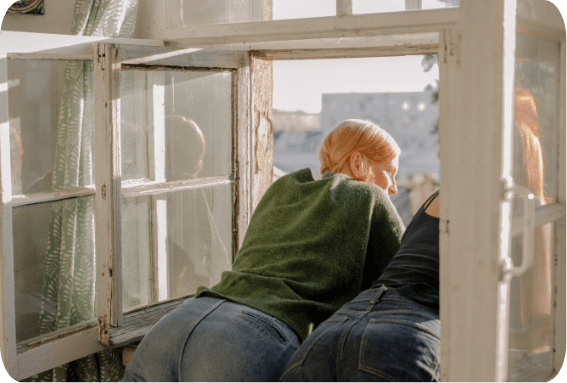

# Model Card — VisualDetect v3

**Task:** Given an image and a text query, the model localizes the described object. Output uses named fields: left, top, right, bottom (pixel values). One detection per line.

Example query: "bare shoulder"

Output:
left=425, top=189, right=440, bottom=218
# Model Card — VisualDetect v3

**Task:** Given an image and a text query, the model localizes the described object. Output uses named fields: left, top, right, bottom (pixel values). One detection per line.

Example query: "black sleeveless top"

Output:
left=372, top=190, right=440, bottom=312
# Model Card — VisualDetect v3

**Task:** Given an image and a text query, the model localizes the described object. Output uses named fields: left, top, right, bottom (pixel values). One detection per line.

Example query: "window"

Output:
left=1, top=0, right=565, bottom=381
left=0, top=41, right=255, bottom=379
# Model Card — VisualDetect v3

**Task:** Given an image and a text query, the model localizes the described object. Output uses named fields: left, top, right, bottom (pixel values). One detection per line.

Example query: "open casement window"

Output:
left=438, top=0, right=566, bottom=381
left=1, top=0, right=565, bottom=381
left=0, top=37, right=257, bottom=380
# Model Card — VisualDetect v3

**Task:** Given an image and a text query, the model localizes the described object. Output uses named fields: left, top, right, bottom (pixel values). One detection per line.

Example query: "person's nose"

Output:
left=388, top=180, right=397, bottom=195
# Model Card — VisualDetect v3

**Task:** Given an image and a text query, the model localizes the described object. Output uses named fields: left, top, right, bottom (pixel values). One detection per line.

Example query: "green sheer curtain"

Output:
left=31, top=0, right=139, bottom=381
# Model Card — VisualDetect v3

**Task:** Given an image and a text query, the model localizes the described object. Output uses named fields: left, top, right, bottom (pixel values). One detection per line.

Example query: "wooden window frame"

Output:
left=1, top=1, right=565, bottom=380
left=0, top=37, right=253, bottom=379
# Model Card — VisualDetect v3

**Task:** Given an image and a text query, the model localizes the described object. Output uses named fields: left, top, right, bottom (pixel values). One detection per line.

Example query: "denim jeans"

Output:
left=280, top=286, right=440, bottom=382
left=122, top=297, right=301, bottom=382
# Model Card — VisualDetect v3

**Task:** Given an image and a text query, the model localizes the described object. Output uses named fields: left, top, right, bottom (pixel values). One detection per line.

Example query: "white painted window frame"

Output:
left=1, top=2, right=565, bottom=380
left=0, top=37, right=252, bottom=379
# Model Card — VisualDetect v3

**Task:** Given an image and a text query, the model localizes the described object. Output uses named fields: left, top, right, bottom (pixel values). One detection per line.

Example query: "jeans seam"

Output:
left=237, top=310, right=288, bottom=345
left=369, top=318, right=440, bottom=339
left=280, top=317, right=348, bottom=380
left=368, top=309, right=439, bottom=320
left=335, top=320, right=358, bottom=376
left=359, top=328, right=395, bottom=382
left=177, top=299, right=226, bottom=379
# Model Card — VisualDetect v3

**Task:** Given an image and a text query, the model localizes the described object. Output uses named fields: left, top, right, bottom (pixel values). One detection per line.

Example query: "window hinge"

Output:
left=97, top=47, right=105, bottom=70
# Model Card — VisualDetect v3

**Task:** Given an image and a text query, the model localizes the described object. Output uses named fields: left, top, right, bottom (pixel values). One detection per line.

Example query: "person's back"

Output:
left=196, top=168, right=404, bottom=340
left=372, top=189, right=440, bottom=312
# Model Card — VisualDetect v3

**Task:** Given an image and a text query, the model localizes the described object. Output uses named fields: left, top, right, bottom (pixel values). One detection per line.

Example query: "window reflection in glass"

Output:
left=121, top=184, right=233, bottom=313
left=507, top=32, right=560, bottom=381
left=13, top=196, right=96, bottom=343
left=122, top=196, right=152, bottom=311
left=120, top=70, right=232, bottom=183
left=8, top=60, right=95, bottom=195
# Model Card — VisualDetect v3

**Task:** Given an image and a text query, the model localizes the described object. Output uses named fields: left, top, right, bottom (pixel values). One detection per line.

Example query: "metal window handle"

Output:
left=509, top=185, right=536, bottom=277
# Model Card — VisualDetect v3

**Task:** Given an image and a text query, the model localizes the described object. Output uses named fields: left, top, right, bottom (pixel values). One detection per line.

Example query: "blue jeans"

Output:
left=122, top=297, right=301, bottom=381
left=280, top=286, right=440, bottom=382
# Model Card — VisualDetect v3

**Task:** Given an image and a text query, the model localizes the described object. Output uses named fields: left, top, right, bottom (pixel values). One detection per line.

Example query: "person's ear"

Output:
left=349, top=152, right=365, bottom=178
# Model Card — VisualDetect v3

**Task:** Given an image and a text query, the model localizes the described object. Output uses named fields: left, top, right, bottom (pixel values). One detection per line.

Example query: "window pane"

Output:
left=121, top=184, right=233, bottom=312
left=169, top=0, right=257, bottom=26
left=7, top=60, right=95, bottom=195
left=122, top=196, right=152, bottom=311
left=13, top=196, right=96, bottom=343
left=507, top=219, right=558, bottom=380
left=120, top=70, right=233, bottom=182
left=166, top=0, right=461, bottom=26
left=517, top=0, right=564, bottom=30
left=514, top=34, right=560, bottom=204
left=273, top=0, right=334, bottom=20
left=121, top=71, right=150, bottom=181
left=166, top=184, right=233, bottom=299
left=353, top=0, right=460, bottom=15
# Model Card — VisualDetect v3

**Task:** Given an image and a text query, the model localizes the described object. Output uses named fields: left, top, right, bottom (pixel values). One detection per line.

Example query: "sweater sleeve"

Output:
left=360, top=189, right=405, bottom=291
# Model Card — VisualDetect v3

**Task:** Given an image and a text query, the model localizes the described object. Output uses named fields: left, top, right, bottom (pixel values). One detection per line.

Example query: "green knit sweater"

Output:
left=195, top=168, right=404, bottom=341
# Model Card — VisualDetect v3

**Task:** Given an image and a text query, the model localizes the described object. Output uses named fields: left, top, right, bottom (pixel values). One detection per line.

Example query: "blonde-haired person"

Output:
left=123, top=119, right=404, bottom=382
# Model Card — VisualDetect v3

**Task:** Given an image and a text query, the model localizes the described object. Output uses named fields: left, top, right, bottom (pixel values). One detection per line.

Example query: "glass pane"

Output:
left=120, top=69, right=233, bottom=182
left=273, top=0, right=335, bottom=20
left=167, top=0, right=461, bottom=26
left=13, top=196, right=96, bottom=343
left=517, top=0, right=564, bottom=29
left=514, top=33, right=560, bottom=203
left=353, top=0, right=460, bottom=14
left=121, top=184, right=233, bottom=312
left=169, top=0, right=258, bottom=26
left=7, top=59, right=95, bottom=195
left=121, top=71, right=150, bottom=181
left=165, top=184, right=233, bottom=300
left=122, top=196, right=152, bottom=311
left=507, top=219, right=557, bottom=380
left=273, top=55, right=440, bottom=225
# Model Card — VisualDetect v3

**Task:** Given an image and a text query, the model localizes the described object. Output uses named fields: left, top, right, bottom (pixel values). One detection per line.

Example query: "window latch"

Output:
left=501, top=182, right=536, bottom=279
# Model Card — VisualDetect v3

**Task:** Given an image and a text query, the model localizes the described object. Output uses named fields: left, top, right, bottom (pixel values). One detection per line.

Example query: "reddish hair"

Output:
left=319, top=119, right=400, bottom=182
left=514, top=87, right=544, bottom=199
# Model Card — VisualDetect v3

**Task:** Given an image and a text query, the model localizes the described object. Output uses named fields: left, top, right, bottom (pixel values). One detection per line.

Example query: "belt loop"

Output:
left=367, top=285, right=387, bottom=310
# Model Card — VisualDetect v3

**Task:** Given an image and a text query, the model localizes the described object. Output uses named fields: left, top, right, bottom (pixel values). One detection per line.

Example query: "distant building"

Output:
left=273, top=92, right=440, bottom=223
left=272, top=110, right=323, bottom=176
left=321, top=91, right=439, bottom=181
left=272, top=110, right=320, bottom=132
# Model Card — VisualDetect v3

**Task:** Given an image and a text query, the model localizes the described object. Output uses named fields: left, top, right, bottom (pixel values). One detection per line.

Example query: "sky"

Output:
left=272, top=0, right=461, bottom=20
left=273, top=56, right=440, bottom=114
left=270, top=0, right=451, bottom=114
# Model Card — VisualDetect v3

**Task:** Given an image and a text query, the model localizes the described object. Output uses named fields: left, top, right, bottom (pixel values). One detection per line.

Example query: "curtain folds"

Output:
left=31, top=0, right=139, bottom=381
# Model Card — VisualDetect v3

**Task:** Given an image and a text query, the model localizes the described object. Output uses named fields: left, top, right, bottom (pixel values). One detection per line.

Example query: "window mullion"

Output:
left=94, top=43, right=123, bottom=342
left=235, top=61, right=251, bottom=253
left=147, top=71, right=169, bottom=303
left=510, top=202, right=567, bottom=237
left=0, top=207, right=17, bottom=377
left=405, top=0, right=422, bottom=11
left=336, top=0, right=352, bottom=17
left=0, top=55, right=18, bottom=378
left=9, top=186, right=96, bottom=207
left=552, top=39, right=566, bottom=377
